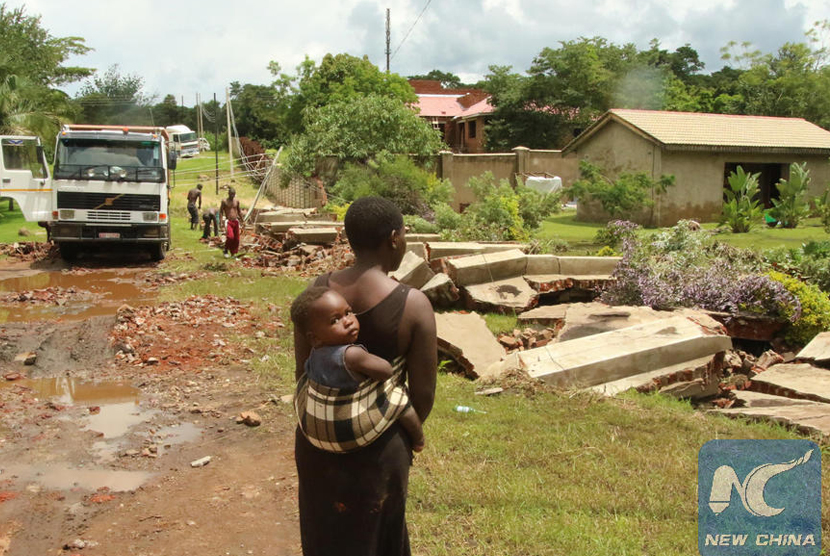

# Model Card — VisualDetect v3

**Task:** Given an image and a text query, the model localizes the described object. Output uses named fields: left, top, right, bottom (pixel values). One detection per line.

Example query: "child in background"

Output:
left=290, top=286, right=425, bottom=452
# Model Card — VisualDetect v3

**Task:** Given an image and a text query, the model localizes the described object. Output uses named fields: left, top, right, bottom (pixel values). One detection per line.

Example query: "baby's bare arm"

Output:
left=344, top=346, right=393, bottom=381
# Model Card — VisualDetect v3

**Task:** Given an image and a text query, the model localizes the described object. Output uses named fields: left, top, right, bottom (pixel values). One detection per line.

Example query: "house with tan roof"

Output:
left=410, top=80, right=494, bottom=153
left=563, top=109, right=830, bottom=226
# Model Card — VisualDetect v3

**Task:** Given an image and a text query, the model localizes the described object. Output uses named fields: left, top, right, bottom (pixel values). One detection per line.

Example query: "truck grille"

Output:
left=88, top=210, right=131, bottom=222
left=58, top=192, right=161, bottom=211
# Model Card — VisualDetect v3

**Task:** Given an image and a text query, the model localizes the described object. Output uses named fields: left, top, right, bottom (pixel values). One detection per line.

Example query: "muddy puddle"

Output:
left=0, top=269, right=155, bottom=323
left=1, top=377, right=202, bottom=491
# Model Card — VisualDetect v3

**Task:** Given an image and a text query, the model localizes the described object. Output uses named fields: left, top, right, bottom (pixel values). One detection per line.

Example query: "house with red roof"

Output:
left=409, top=80, right=494, bottom=153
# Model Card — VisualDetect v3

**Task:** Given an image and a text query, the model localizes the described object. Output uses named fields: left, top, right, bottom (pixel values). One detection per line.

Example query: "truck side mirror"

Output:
left=168, top=151, right=177, bottom=170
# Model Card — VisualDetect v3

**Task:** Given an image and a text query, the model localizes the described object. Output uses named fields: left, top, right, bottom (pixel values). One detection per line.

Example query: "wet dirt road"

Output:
left=0, top=259, right=300, bottom=556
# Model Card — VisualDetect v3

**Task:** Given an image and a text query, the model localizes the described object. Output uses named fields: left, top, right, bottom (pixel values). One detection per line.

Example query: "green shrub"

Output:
left=812, top=189, right=830, bottom=233
left=768, top=270, right=830, bottom=346
left=403, top=214, right=438, bottom=234
left=763, top=241, right=830, bottom=293
left=331, top=153, right=453, bottom=216
left=596, top=245, right=618, bottom=257
left=594, top=220, right=641, bottom=248
left=570, top=160, right=674, bottom=223
left=769, top=162, right=811, bottom=229
left=720, top=166, right=763, bottom=233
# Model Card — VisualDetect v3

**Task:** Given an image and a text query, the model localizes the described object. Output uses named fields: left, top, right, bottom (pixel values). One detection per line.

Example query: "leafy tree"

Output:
left=720, top=166, right=763, bottom=233
left=0, top=4, right=91, bottom=87
left=407, top=69, right=464, bottom=89
left=570, top=160, right=675, bottom=225
left=281, top=94, right=443, bottom=182
left=770, top=162, right=811, bottom=228
left=230, top=81, right=291, bottom=147
left=75, top=64, right=155, bottom=124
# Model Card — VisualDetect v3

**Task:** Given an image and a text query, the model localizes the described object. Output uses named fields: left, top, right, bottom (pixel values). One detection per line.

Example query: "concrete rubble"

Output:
left=486, top=314, right=731, bottom=389
left=435, top=312, right=506, bottom=380
left=796, top=331, right=830, bottom=363
left=715, top=390, right=830, bottom=437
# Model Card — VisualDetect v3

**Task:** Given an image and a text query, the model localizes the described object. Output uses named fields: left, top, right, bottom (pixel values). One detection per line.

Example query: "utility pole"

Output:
left=195, top=93, right=202, bottom=139
left=180, top=95, right=184, bottom=122
left=214, top=92, right=219, bottom=195
left=385, top=8, right=391, bottom=73
left=226, top=87, right=234, bottom=179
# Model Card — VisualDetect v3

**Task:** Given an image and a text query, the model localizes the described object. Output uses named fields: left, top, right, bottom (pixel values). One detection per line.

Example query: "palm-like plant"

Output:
left=770, top=162, right=811, bottom=229
left=721, top=166, right=763, bottom=233
left=0, top=73, right=63, bottom=137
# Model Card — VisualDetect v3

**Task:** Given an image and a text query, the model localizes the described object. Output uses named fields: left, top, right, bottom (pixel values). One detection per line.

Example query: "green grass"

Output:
left=0, top=199, right=49, bottom=243
left=536, top=209, right=605, bottom=254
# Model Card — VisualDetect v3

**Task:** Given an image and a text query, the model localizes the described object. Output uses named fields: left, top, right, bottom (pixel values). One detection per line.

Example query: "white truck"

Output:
left=0, top=124, right=175, bottom=261
left=165, top=124, right=200, bottom=158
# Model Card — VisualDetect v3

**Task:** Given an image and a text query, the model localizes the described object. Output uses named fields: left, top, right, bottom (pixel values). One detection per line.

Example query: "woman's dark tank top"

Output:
left=316, top=273, right=410, bottom=362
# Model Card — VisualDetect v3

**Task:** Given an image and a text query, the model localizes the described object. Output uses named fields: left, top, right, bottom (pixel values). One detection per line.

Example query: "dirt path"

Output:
left=0, top=260, right=301, bottom=556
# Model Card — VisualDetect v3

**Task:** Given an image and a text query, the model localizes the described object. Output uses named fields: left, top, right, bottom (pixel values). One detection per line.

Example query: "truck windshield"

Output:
left=54, top=138, right=164, bottom=183
left=178, top=132, right=197, bottom=143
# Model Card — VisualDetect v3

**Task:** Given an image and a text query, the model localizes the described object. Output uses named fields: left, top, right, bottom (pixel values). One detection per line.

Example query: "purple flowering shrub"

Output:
left=601, top=221, right=800, bottom=321
left=595, top=220, right=641, bottom=249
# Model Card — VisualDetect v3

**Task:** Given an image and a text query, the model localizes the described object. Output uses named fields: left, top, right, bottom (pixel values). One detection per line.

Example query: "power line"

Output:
left=391, top=0, right=433, bottom=61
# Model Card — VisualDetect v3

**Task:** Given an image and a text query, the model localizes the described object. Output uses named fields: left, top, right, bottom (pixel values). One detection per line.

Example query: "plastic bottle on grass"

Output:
left=454, top=405, right=486, bottom=414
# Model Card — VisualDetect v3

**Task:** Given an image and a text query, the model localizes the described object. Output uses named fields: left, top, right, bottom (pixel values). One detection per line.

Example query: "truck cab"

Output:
left=0, top=125, right=175, bottom=261
left=165, top=124, right=200, bottom=158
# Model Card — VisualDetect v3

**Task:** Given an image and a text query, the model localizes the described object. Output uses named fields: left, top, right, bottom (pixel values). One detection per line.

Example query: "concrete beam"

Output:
left=487, top=315, right=731, bottom=388
left=557, top=256, right=620, bottom=276
left=421, top=273, right=460, bottom=308
left=590, top=355, right=722, bottom=398
left=716, top=390, right=830, bottom=438
left=749, top=363, right=830, bottom=404
left=406, top=242, right=427, bottom=260
left=268, top=221, right=344, bottom=233
left=285, top=227, right=340, bottom=245
left=525, top=255, right=560, bottom=276
left=389, top=251, right=434, bottom=289
left=446, top=249, right=527, bottom=286
left=435, top=312, right=506, bottom=380
left=463, top=277, right=538, bottom=314
left=426, top=242, right=484, bottom=260
left=406, top=233, right=441, bottom=242
left=797, top=331, right=830, bottom=363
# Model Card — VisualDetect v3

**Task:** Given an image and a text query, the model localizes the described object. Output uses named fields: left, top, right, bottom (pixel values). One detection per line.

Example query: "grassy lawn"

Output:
left=0, top=200, right=48, bottom=243
left=536, top=210, right=830, bottom=255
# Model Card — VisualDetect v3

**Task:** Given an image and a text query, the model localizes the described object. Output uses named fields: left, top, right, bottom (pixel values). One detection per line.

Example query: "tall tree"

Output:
left=75, top=64, right=155, bottom=124
left=407, top=70, right=464, bottom=89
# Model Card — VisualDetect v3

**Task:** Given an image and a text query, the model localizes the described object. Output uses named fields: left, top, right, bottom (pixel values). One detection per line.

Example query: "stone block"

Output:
left=435, top=312, right=506, bottom=380
left=421, top=273, right=459, bottom=307
left=285, top=227, right=340, bottom=245
left=487, top=315, right=731, bottom=388
left=425, top=242, right=484, bottom=260
left=463, top=277, right=538, bottom=314
left=525, top=255, right=560, bottom=275
left=406, top=242, right=427, bottom=259
left=749, top=363, right=830, bottom=403
left=797, top=331, right=830, bottom=363
left=557, top=256, right=620, bottom=276
left=389, top=251, right=434, bottom=289
left=446, top=249, right=527, bottom=287
left=716, top=390, right=830, bottom=438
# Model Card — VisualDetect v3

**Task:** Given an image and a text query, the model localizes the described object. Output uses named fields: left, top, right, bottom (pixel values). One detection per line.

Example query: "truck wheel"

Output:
left=150, top=241, right=167, bottom=262
left=59, top=243, right=78, bottom=261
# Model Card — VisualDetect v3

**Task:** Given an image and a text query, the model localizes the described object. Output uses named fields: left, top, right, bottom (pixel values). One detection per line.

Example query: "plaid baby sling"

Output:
left=294, top=355, right=411, bottom=453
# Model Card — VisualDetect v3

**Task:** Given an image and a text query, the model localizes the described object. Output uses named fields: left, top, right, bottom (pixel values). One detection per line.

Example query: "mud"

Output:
left=0, top=261, right=300, bottom=556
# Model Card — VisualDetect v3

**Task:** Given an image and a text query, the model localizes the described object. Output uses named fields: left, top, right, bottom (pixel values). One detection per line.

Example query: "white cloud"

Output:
left=12, top=0, right=828, bottom=103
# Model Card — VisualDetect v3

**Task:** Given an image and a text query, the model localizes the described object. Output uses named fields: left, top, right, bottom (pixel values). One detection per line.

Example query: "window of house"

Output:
left=468, top=121, right=477, bottom=139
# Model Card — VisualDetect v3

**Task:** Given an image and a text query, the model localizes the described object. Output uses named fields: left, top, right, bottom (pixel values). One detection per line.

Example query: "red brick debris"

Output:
left=0, top=241, right=57, bottom=262
left=110, top=295, right=285, bottom=373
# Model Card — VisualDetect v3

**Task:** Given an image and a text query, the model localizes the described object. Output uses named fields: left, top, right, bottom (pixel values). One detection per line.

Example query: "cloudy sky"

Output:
left=15, top=0, right=830, bottom=105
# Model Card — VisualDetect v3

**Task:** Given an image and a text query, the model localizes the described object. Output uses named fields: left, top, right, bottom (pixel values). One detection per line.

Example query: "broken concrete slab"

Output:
left=517, top=305, right=568, bottom=327
left=796, top=331, right=830, bottom=363
left=749, top=363, right=830, bottom=404
left=420, top=273, right=459, bottom=308
left=435, top=312, right=506, bottom=380
left=389, top=251, right=434, bottom=289
left=267, top=221, right=344, bottom=233
left=552, top=303, right=680, bottom=342
left=425, top=242, right=485, bottom=260
left=406, top=233, right=441, bottom=243
left=487, top=315, right=731, bottom=389
left=479, top=243, right=529, bottom=254
left=255, top=209, right=319, bottom=224
left=557, top=256, right=620, bottom=276
left=525, top=255, right=560, bottom=276
left=716, top=390, right=830, bottom=438
left=446, top=249, right=527, bottom=286
left=285, top=228, right=340, bottom=245
left=590, top=355, right=722, bottom=398
left=463, top=277, right=538, bottom=314
left=406, top=242, right=427, bottom=260
left=523, top=275, right=613, bottom=297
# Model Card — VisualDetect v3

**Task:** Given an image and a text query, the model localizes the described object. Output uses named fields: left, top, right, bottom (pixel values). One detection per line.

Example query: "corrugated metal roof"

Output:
left=609, top=109, right=830, bottom=150
left=413, top=94, right=494, bottom=119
